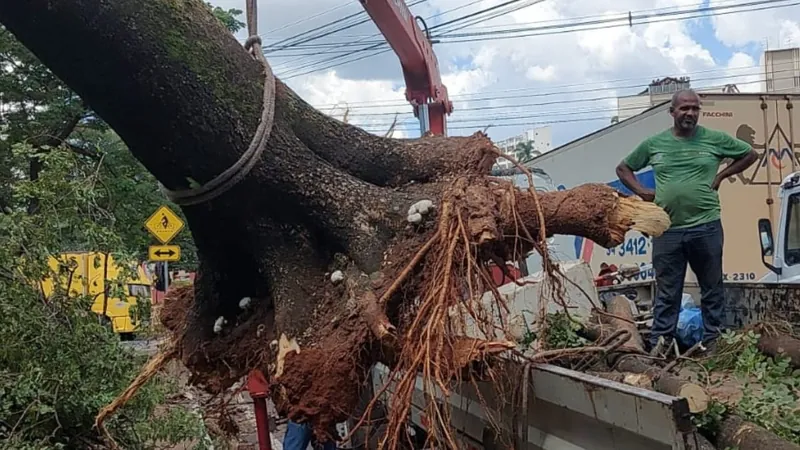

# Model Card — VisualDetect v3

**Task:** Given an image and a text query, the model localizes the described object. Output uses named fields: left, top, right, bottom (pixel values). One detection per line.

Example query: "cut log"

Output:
left=757, top=332, right=800, bottom=369
left=595, top=296, right=709, bottom=413
left=717, top=415, right=800, bottom=450
left=614, top=356, right=709, bottom=413
left=0, top=0, right=672, bottom=446
left=604, top=296, right=645, bottom=352
left=586, top=371, right=653, bottom=388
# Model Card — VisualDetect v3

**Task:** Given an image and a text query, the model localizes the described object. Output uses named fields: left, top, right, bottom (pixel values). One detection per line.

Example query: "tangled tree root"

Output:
left=96, top=174, right=670, bottom=449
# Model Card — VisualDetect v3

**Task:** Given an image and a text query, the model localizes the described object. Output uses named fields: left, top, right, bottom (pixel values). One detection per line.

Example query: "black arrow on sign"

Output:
left=154, top=249, right=176, bottom=257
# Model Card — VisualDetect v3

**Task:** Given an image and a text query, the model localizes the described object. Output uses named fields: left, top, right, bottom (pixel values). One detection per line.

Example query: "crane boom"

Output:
left=358, top=0, right=453, bottom=136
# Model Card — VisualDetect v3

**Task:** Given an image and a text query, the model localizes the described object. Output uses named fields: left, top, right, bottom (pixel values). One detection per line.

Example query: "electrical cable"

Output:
left=350, top=73, right=800, bottom=133
left=276, top=0, right=797, bottom=81
left=275, top=0, right=487, bottom=77
left=315, top=60, right=800, bottom=114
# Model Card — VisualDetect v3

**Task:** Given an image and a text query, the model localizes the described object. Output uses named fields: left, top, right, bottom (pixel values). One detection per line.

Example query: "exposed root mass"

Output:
left=99, top=141, right=670, bottom=449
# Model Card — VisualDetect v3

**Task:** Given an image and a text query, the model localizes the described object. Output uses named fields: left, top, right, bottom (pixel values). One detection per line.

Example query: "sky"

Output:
left=209, top=0, right=800, bottom=147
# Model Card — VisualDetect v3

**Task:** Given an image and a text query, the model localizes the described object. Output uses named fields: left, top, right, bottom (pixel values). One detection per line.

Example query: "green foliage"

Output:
left=521, top=312, right=587, bottom=349
left=206, top=2, right=246, bottom=33
left=702, top=330, right=800, bottom=444
left=543, top=313, right=588, bottom=349
left=0, top=140, right=210, bottom=448
left=514, top=141, right=540, bottom=163
left=692, top=400, right=727, bottom=435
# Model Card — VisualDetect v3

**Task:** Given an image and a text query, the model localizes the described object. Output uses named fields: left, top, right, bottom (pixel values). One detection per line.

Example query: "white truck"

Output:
left=757, top=171, right=800, bottom=283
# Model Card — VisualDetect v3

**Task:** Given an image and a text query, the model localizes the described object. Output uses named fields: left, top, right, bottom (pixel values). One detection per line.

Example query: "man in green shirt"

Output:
left=616, top=89, right=757, bottom=354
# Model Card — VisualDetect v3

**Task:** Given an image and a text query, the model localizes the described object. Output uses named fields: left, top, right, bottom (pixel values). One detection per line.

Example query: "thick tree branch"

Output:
left=279, top=84, right=497, bottom=186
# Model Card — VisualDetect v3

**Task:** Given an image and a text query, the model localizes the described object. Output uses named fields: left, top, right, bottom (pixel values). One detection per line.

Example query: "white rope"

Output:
left=160, top=0, right=275, bottom=206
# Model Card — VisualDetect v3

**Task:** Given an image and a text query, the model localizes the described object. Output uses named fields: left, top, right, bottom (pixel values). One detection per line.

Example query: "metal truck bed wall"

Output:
left=371, top=362, right=700, bottom=450
left=599, top=280, right=800, bottom=329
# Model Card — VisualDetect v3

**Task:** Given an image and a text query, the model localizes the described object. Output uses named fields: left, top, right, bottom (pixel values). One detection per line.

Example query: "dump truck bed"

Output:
left=356, top=261, right=707, bottom=450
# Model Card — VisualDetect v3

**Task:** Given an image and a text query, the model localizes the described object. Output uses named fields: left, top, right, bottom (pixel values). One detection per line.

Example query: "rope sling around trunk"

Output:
left=95, top=2, right=272, bottom=448
left=159, top=0, right=275, bottom=206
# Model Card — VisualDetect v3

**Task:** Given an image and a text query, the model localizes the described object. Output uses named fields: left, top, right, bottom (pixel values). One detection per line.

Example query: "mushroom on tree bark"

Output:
left=0, top=0, right=671, bottom=446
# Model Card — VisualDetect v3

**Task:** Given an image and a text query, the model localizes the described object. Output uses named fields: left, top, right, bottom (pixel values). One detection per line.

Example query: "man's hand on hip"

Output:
left=637, top=189, right=655, bottom=202
left=711, top=175, right=723, bottom=191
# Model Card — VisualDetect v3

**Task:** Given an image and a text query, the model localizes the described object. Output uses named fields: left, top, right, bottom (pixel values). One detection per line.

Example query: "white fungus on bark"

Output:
left=407, top=212, right=423, bottom=224
left=238, top=296, right=252, bottom=309
left=407, top=199, right=434, bottom=216
left=213, top=316, right=227, bottom=334
left=330, top=270, right=344, bottom=284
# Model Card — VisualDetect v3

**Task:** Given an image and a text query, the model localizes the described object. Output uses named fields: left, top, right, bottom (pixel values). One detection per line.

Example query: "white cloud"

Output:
left=710, top=1, right=800, bottom=48
left=208, top=0, right=799, bottom=145
left=526, top=65, right=556, bottom=81
left=724, top=52, right=764, bottom=93
left=292, top=71, right=410, bottom=137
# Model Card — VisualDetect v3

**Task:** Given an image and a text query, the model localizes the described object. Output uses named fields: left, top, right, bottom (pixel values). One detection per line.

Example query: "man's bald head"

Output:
left=669, top=89, right=700, bottom=134
left=671, top=89, right=699, bottom=108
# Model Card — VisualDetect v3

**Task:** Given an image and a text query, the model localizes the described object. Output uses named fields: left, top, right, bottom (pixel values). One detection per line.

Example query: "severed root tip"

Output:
left=608, top=195, right=671, bottom=243
left=359, top=290, right=396, bottom=340
left=451, top=337, right=516, bottom=369
left=276, top=333, right=300, bottom=378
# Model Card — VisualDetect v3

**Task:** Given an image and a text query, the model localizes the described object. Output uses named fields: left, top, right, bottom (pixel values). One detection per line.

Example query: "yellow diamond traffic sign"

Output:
left=144, top=205, right=184, bottom=244
left=149, top=245, right=181, bottom=262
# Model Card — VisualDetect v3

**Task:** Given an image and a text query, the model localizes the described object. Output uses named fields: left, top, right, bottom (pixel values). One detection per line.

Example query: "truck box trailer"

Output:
left=529, top=93, right=800, bottom=285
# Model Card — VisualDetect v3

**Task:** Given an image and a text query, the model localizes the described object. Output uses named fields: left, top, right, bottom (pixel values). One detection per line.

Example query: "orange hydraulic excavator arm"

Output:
left=358, top=0, right=453, bottom=136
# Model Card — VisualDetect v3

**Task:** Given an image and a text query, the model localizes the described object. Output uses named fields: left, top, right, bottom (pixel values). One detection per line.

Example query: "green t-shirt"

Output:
left=623, top=126, right=751, bottom=229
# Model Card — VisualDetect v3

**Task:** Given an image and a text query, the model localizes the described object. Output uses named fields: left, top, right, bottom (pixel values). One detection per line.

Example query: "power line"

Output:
left=433, top=0, right=799, bottom=43
left=306, top=61, right=783, bottom=108
left=273, top=0, right=797, bottom=79
left=276, top=0, right=535, bottom=78
left=314, top=60, right=797, bottom=115
left=350, top=73, right=797, bottom=133
left=431, top=0, right=549, bottom=36
left=265, top=1, right=356, bottom=37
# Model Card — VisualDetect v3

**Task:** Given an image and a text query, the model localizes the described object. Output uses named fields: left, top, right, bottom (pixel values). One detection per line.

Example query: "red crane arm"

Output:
left=358, top=0, right=454, bottom=135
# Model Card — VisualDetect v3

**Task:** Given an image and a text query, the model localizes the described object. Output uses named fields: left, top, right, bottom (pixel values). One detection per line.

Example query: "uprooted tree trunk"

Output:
left=0, top=0, right=671, bottom=445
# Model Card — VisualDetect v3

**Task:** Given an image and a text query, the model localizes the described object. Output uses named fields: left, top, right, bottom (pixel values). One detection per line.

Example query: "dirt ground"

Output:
left=124, top=338, right=289, bottom=450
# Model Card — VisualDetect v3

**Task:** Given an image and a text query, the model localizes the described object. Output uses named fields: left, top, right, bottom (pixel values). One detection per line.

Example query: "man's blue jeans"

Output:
left=283, top=421, right=337, bottom=450
left=650, top=219, right=725, bottom=348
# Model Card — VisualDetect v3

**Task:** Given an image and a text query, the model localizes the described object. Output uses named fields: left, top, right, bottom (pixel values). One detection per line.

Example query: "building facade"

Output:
left=763, top=47, right=800, bottom=93
left=493, top=126, right=552, bottom=170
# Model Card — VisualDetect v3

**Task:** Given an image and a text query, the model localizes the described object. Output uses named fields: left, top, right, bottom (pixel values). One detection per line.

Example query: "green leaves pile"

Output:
left=698, top=330, right=800, bottom=444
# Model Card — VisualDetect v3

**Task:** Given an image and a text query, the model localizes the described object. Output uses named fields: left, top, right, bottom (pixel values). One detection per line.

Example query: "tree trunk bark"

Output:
left=604, top=296, right=646, bottom=352
left=717, top=415, right=800, bottom=450
left=757, top=332, right=800, bottom=369
left=0, top=0, right=671, bottom=444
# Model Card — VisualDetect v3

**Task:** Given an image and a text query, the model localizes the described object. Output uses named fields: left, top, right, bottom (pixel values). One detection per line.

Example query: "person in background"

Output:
left=283, top=420, right=337, bottom=450
left=615, top=89, right=758, bottom=355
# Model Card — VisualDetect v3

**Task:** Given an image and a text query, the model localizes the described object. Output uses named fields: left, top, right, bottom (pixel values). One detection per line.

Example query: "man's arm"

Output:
left=616, top=139, right=654, bottom=201
left=711, top=131, right=758, bottom=190
left=616, top=162, right=655, bottom=201
left=712, top=149, right=757, bottom=189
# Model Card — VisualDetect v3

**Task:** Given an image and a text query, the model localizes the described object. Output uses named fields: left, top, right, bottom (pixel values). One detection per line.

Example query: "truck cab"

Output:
left=40, top=252, right=151, bottom=336
left=758, top=172, right=800, bottom=283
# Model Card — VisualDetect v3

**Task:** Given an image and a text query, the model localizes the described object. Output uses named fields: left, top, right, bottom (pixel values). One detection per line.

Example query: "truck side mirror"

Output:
left=758, top=218, right=782, bottom=275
